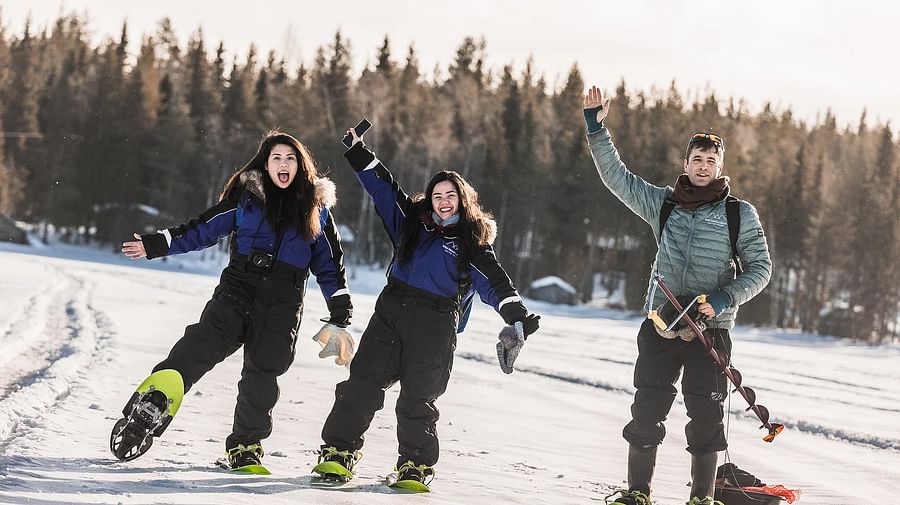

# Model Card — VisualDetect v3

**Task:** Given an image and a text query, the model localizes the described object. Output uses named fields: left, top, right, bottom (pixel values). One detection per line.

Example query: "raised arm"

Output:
left=583, top=85, right=669, bottom=228
left=343, top=130, right=415, bottom=247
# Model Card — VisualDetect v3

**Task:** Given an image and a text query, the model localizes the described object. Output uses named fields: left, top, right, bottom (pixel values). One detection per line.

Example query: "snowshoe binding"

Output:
left=311, top=446, right=360, bottom=485
left=387, top=460, right=435, bottom=493
left=109, top=369, right=184, bottom=461
left=217, top=443, right=270, bottom=475
left=686, top=498, right=724, bottom=505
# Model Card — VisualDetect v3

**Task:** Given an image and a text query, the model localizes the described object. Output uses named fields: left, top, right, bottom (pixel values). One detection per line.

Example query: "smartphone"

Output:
left=341, top=118, right=372, bottom=148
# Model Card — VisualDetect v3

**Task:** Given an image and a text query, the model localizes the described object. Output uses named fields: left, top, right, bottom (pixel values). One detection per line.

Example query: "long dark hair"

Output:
left=397, top=170, right=495, bottom=269
left=221, top=131, right=322, bottom=240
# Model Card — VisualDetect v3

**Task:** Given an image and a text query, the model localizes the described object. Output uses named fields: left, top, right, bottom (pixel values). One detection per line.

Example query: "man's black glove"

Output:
left=325, top=293, right=352, bottom=328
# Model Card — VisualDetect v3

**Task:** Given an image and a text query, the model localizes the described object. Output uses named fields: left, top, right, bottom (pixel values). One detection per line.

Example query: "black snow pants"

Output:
left=622, top=319, right=732, bottom=454
left=152, top=255, right=308, bottom=449
left=321, top=280, right=458, bottom=468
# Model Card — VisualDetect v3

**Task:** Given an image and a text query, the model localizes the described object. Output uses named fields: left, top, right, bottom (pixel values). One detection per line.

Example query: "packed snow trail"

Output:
left=1, top=246, right=899, bottom=504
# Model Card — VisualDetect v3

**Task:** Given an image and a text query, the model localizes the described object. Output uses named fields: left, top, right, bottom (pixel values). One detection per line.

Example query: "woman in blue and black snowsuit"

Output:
left=114, top=132, right=353, bottom=469
left=313, top=126, right=540, bottom=488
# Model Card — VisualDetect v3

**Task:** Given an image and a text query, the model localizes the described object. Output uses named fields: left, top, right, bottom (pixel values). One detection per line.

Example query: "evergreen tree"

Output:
left=3, top=20, right=40, bottom=184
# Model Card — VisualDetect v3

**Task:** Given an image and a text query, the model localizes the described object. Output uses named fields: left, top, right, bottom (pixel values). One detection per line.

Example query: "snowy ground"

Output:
left=1, top=241, right=899, bottom=505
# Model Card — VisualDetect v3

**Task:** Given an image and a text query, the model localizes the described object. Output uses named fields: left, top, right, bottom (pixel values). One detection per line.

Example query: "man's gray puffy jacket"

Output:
left=588, top=127, right=772, bottom=329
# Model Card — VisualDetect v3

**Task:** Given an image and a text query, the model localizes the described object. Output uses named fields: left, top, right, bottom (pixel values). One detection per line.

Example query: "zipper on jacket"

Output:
left=681, top=210, right=698, bottom=290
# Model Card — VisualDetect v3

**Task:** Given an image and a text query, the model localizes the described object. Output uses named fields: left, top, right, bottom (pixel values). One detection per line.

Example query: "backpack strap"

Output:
left=658, top=197, right=677, bottom=242
left=725, top=195, right=743, bottom=275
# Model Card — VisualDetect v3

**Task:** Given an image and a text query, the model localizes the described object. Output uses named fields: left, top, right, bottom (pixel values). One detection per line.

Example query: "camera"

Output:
left=249, top=250, right=274, bottom=270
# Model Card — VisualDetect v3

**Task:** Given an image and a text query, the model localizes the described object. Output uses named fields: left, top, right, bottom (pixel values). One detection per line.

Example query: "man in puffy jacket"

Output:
left=582, top=85, right=772, bottom=505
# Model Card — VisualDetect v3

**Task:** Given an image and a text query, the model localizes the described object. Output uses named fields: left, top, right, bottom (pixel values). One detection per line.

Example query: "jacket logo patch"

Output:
left=703, top=213, right=727, bottom=228
left=757, top=227, right=764, bottom=237
left=442, top=241, right=459, bottom=258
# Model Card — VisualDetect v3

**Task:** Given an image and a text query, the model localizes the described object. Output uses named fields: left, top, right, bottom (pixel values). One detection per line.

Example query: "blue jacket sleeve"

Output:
left=344, top=142, right=415, bottom=247
left=140, top=189, right=239, bottom=259
left=468, top=244, right=527, bottom=324
left=309, top=207, right=350, bottom=300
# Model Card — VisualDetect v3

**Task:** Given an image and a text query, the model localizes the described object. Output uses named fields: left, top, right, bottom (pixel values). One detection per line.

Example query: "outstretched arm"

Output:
left=122, top=189, right=240, bottom=260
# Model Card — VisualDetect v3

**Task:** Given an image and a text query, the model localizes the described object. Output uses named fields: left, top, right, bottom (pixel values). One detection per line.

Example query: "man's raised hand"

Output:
left=583, top=85, right=610, bottom=126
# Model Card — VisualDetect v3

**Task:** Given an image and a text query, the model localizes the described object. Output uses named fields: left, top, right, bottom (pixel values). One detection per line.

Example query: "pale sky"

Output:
left=3, top=0, right=898, bottom=132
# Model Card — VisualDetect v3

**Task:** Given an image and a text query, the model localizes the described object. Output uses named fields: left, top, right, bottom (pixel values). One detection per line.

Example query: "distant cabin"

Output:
left=528, top=276, right=577, bottom=305
left=0, top=213, right=27, bottom=244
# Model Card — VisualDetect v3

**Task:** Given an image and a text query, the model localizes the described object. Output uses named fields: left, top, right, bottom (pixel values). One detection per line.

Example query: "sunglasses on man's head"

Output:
left=688, top=132, right=725, bottom=150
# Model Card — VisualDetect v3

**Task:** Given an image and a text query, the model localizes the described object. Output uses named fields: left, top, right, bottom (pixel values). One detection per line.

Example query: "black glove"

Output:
left=325, top=293, right=352, bottom=328
left=519, top=313, right=540, bottom=338
left=499, top=300, right=528, bottom=326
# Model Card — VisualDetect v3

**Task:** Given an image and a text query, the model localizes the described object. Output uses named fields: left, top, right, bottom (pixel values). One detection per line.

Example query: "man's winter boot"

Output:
left=604, top=489, right=652, bottom=505
left=627, top=444, right=657, bottom=495
left=685, top=497, right=723, bottom=505
left=688, top=452, right=720, bottom=503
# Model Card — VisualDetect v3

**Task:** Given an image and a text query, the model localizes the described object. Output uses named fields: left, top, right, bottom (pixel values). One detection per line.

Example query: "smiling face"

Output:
left=683, top=146, right=724, bottom=187
left=431, top=180, right=459, bottom=220
left=266, top=143, right=298, bottom=189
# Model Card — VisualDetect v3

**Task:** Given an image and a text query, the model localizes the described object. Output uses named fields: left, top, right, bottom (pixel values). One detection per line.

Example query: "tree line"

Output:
left=0, top=14, right=897, bottom=341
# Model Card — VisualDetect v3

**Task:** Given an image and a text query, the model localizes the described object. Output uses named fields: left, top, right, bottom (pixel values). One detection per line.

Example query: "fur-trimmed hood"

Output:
left=238, top=170, right=337, bottom=209
left=479, top=216, right=497, bottom=246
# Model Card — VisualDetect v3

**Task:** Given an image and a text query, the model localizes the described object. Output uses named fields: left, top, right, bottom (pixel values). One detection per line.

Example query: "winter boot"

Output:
left=688, top=452, right=721, bottom=504
left=685, top=497, right=723, bottom=505
left=627, top=444, right=657, bottom=495
left=312, top=445, right=361, bottom=481
left=604, top=489, right=652, bottom=505
left=389, top=460, right=435, bottom=492
left=225, top=443, right=264, bottom=469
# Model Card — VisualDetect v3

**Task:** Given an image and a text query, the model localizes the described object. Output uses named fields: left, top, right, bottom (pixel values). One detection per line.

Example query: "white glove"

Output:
left=312, top=323, right=356, bottom=367
left=496, top=321, right=525, bottom=374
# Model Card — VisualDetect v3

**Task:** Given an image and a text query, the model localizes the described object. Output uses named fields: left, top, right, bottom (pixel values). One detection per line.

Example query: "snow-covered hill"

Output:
left=1, top=244, right=898, bottom=504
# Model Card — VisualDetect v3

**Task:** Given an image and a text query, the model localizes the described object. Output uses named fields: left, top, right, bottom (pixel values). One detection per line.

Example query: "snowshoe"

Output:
left=604, top=489, right=653, bottom=505
left=311, top=446, right=360, bottom=485
left=386, top=460, right=434, bottom=493
left=109, top=369, right=184, bottom=461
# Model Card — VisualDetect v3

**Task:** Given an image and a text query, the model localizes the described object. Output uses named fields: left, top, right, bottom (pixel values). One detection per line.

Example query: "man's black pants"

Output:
left=623, top=319, right=732, bottom=454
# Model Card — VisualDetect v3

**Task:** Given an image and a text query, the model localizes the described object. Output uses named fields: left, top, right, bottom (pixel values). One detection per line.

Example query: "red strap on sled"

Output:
left=739, top=484, right=801, bottom=504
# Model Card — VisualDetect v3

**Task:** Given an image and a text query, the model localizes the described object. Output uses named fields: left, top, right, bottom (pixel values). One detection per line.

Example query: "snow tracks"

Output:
left=0, top=256, right=114, bottom=450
